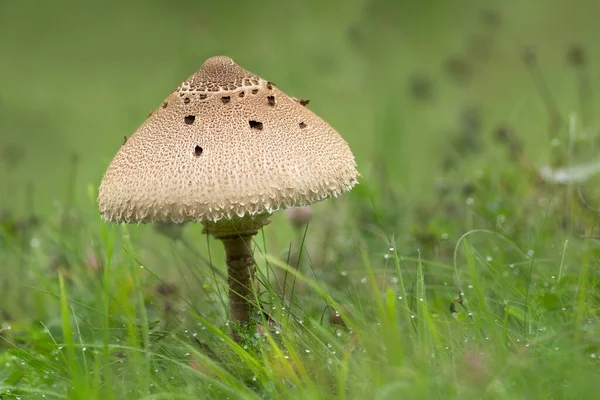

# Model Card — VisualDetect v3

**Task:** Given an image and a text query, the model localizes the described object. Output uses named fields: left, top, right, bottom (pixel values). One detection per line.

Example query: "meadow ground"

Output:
left=1, top=0, right=600, bottom=398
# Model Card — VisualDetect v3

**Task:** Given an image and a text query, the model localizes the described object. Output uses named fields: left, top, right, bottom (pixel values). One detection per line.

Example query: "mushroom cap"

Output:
left=98, top=56, right=359, bottom=224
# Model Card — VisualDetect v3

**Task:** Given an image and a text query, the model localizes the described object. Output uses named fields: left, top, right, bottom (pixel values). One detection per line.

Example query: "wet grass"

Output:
left=2, top=0, right=600, bottom=399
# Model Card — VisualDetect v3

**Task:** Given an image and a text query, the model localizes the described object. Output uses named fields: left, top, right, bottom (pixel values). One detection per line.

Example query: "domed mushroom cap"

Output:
left=98, top=56, right=359, bottom=223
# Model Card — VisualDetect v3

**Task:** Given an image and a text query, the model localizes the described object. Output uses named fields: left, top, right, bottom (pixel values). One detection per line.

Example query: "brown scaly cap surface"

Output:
left=98, top=56, right=359, bottom=223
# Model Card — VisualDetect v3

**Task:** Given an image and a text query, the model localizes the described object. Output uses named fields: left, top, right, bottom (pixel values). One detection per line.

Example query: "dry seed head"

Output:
left=566, top=43, right=586, bottom=67
left=98, top=56, right=359, bottom=226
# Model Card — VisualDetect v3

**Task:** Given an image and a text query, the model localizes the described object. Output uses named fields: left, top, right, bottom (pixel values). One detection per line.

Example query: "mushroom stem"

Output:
left=219, top=235, right=257, bottom=328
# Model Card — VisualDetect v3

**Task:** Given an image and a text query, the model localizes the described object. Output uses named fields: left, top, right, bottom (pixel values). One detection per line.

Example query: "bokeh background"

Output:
left=3, top=2, right=600, bottom=396
left=1, top=0, right=599, bottom=215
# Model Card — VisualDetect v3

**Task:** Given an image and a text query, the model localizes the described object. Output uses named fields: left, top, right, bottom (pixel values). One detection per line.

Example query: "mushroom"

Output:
left=97, top=55, right=359, bottom=335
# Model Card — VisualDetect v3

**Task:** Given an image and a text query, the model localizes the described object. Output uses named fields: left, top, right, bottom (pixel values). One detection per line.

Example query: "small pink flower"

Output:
left=286, top=206, right=313, bottom=228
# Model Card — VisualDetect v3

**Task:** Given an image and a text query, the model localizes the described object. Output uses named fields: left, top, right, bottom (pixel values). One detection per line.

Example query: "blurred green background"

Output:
left=1, top=0, right=599, bottom=216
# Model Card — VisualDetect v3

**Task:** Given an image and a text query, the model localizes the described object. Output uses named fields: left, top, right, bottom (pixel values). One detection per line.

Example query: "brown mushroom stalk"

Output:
left=220, top=235, right=255, bottom=323
left=202, top=213, right=272, bottom=326
left=97, top=56, right=359, bottom=339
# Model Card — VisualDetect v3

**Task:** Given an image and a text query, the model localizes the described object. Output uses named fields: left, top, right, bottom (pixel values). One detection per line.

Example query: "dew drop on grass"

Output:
left=336, top=331, right=342, bottom=337
left=486, top=256, right=492, bottom=262
left=140, top=265, right=144, bottom=269
left=82, top=347, right=87, bottom=351
left=305, top=349, right=311, bottom=353
left=389, top=247, right=395, bottom=252
left=468, top=284, right=473, bottom=289
left=419, top=298, right=424, bottom=302
left=192, top=332, right=197, bottom=338
left=275, top=330, right=280, bottom=335
left=252, top=376, right=257, bottom=382
left=466, top=197, right=474, bottom=205
left=441, top=233, right=449, bottom=240
left=360, top=277, right=367, bottom=284
left=591, top=354, right=597, bottom=359
left=341, top=271, right=348, bottom=276
left=184, top=352, right=190, bottom=356
left=398, top=296, right=403, bottom=300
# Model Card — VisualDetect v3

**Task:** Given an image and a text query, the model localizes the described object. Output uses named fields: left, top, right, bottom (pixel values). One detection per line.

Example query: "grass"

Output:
left=2, top=0, right=600, bottom=398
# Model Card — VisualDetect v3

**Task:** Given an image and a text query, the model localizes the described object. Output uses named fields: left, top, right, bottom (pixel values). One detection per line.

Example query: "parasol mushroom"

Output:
left=98, top=55, right=358, bottom=336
